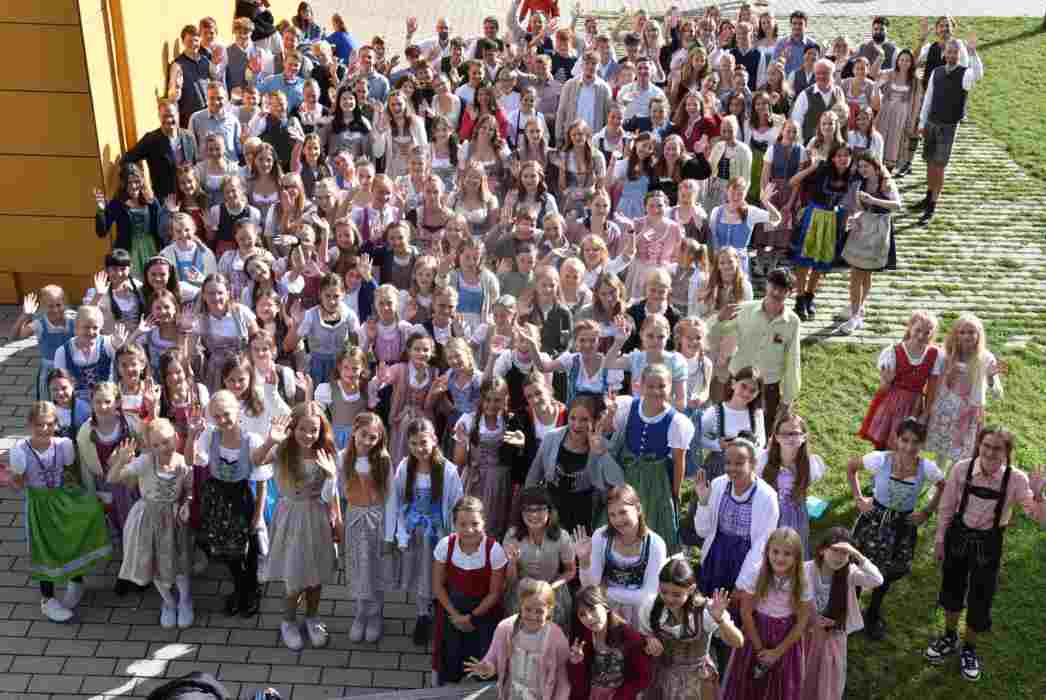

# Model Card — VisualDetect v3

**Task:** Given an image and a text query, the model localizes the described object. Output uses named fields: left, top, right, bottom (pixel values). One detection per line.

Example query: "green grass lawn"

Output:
left=787, top=323, right=1045, bottom=699
left=885, top=16, right=1046, bottom=182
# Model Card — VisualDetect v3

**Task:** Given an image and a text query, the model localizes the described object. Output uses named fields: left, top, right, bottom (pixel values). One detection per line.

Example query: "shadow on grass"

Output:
left=978, top=25, right=1046, bottom=51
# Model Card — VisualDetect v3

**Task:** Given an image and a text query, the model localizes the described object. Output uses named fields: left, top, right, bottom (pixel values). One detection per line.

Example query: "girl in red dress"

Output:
left=858, top=310, right=942, bottom=449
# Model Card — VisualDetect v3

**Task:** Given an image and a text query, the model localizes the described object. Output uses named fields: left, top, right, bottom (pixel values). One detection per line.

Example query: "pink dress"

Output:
left=624, top=219, right=684, bottom=300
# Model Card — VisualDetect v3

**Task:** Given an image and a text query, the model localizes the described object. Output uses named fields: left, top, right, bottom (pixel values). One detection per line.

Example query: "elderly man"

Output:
left=188, top=82, right=242, bottom=163
left=915, top=33, right=982, bottom=225
left=790, top=57, right=848, bottom=143
left=407, top=16, right=454, bottom=61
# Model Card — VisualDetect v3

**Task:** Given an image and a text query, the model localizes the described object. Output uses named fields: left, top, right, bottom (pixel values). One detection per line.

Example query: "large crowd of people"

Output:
left=2, top=1, right=1045, bottom=699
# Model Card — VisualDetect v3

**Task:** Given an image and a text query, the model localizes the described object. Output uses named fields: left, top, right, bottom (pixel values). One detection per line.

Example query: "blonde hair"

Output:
left=374, top=284, right=401, bottom=322
left=942, top=312, right=989, bottom=390
left=40, top=284, right=66, bottom=302
left=444, top=337, right=475, bottom=372
left=76, top=305, right=103, bottom=327
left=753, top=527, right=806, bottom=612
left=903, top=309, right=939, bottom=341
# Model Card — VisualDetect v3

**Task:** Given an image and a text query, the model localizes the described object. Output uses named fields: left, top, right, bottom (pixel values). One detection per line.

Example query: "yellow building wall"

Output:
left=0, top=1, right=293, bottom=303
left=0, top=0, right=107, bottom=303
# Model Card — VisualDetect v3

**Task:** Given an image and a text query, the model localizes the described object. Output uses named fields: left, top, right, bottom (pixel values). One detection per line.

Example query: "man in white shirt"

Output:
left=915, top=34, right=983, bottom=225
left=555, top=51, right=612, bottom=144
left=188, top=82, right=242, bottom=163
left=619, top=57, right=666, bottom=122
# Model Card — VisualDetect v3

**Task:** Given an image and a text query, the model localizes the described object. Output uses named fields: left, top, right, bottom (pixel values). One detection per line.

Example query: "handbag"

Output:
left=842, top=209, right=892, bottom=270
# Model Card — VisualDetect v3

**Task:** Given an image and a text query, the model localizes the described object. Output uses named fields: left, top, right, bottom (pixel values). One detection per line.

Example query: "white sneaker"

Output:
left=41, top=598, right=74, bottom=623
left=62, top=582, right=84, bottom=609
left=160, top=603, right=177, bottom=629
left=305, top=618, right=329, bottom=648
left=280, top=621, right=304, bottom=651
left=840, top=315, right=863, bottom=335
left=349, top=613, right=367, bottom=643
left=833, top=306, right=853, bottom=321
left=177, top=603, right=195, bottom=629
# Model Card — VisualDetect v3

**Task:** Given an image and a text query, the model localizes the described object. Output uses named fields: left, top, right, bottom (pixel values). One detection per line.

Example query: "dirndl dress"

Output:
left=697, top=486, right=755, bottom=595
left=263, top=464, right=336, bottom=592
left=721, top=607, right=803, bottom=700
left=501, top=527, right=574, bottom=630
left=610, top=401, right=680, bottom=550
left=646, top=610, right=719, bottom=700
left=790, top=170, right=851, bottom=272
left=618, top=174, right=651, bottom=220
left=460, top=424, right=512, bottom=540
left=119, top=457, right=192, bottom=586
left=345, top=503, right=394, bottom=602
left=858, top=345, right=939, bottom=450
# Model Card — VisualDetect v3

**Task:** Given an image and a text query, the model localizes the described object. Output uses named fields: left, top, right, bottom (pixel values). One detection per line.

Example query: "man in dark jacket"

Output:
left=170, top=25, right=211, bottom=128
left=121, top=100, right=198, bottom=201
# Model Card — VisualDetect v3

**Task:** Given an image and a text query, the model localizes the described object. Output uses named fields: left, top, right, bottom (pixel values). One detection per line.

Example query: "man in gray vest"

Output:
left=790, top=58, right=848, bottom=144
left=915, top=34, right=982, bottom=225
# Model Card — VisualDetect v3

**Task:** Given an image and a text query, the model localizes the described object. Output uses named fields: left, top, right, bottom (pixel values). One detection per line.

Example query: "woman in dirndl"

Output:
left=192, top=274, right=258, bottom=393
left=847, top=417, right=945, bottom=640
left=787, top=144, right=854, bottom=322
left=838, top=152, right=901, bottom=335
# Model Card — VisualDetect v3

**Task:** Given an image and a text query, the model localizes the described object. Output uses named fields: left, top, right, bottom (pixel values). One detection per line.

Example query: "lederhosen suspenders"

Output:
left=947, top=461, right=1011, bottom=567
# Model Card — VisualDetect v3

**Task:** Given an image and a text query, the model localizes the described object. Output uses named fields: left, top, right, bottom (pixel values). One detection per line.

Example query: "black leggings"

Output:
left=224, top=536, right=260, bottom=605
left=40, top=577, right=83, bottom=599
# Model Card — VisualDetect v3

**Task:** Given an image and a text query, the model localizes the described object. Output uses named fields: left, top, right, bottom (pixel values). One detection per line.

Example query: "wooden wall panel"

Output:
left=0, top=24, right=89, bottom=92
left=0, top=92, right=98, bottom=157
left=0, top=215, right=106, bottom=274
left=0, top=0, right=79, bottom=25
left=0, top=156, right=101, bottom=217
left=0, top=272, right=18, bottom=304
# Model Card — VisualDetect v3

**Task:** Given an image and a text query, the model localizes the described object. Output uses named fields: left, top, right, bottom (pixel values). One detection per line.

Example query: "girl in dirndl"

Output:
left=191, top=273, right=258, bottom=393
left=286, top=273, right=360, bottom=387
left=502, top=486, right=578, bottom=632
left=604, top=364, right=694, bottom=551
left=757, top=411, right=826, bottom=557
left=801, top=528, right=883, bottom=700
left=566, top=584, right=654, bottom=700
left=637, top=559, right=743, bottom=700
left=264, top=402, right=342, bottom=652
left=362, top=285, right=415, bottom=367
left=432, top=496, right=507, bottom=685
left=857, top=310, right=942, bottom=450
left=315, top=346, right=369, bottom=450
left=758, top=120, right=805, bottom=254
left=697, top=367, right=766, bottom=483
left=47, top=369, right=91, bottom=443
left=76, top=382, right=143, bottom=558
left=721, top=527, right=811, bottom=700
left=190, top=390, right=281, bottom=618
left=341, top=412, right=396, bottom=643
left=924, top=313, right=1006, bottom=473
left=385, top=417, right=465, bottom=647
left=576, top=485, right=668, bottom=627
left=847, top=418, right=944, bottom=640
left=839, top=152, right=901, bottom=335
left=53, top=305, right=117, bottom=403
left=10, top=285, right=75, bottom=400
left=108, top=419, right=195, bottom=629
left=463, top=578, right=573, bottom=700
left=787, top=144, right=854, bottom=321
left=7, top=402, right=111, bottom=622
left=431, top=338, right=482, bottom=455
left=453, top=376, right=527, bottom=540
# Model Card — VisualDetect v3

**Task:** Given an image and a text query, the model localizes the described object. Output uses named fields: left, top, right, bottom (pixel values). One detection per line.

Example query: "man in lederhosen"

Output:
left=924, top=427, right=1046, bottom=681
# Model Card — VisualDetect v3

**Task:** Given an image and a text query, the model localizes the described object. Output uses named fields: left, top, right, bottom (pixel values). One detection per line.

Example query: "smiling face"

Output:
left=725, top=444, right=754, bottom=487
left=293, top=414, right=323, bottom=450
left=641, top=370, right=671, bottom=407
left=519, top=595, right=552, bottom=632
left=577, top=602, right=608, bottom=633
left=454, top=507, right=485, bottom=545
left=224, top=365, right=251, bottom=400
left=76, top=314, right=102, bottom=344
left=768, top=540, right=798, bottom=575
left=203, top=279, right=230, bottom=316
left=408, top=336, right=435, bottom=367
left=567, top=403, right=594, bottom=440
left=607, top=497, right=640, bottom=538
left=49, top=377, right=74, bottom=407
left=659, top=581, right=696, bottom=611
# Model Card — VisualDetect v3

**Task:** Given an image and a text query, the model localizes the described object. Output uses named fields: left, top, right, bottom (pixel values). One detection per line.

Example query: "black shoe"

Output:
left=113, top=578, right=132, bottom=597
left=224, top=592, right=240, bottom=617
left=239, top=593, right=260, bottom=618
left=794, top=295, right=809, bottom=321
left=864, top=613, right=887, bottom=641
left=806, top=294, right=817, bottom=319
left=919, top=204, right=936, bottom=226
left=959, top=644, right=981, bottom=681
left=911, top=194, right=931, bottom=211
left=925, top=632, right=960, bottom=663
left=412, top=615, right=432, bottom=646
left=895, top=162, right=912, bottom=178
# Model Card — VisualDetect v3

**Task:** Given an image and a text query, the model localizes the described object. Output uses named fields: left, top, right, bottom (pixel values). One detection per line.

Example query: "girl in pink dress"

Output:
left=801, top=527, right=883, bottom=700
left=624, top=191, right=684, bottom=300
left=858, top=310, right=942, bottom=450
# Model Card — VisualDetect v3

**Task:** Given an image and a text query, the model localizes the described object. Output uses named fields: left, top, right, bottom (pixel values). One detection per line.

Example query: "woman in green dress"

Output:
left=95, top=163, right=165, bottom=279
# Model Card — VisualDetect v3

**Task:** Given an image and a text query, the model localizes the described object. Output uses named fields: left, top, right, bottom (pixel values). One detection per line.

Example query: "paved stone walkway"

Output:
left=1, top=2, right=1044, bottom=699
